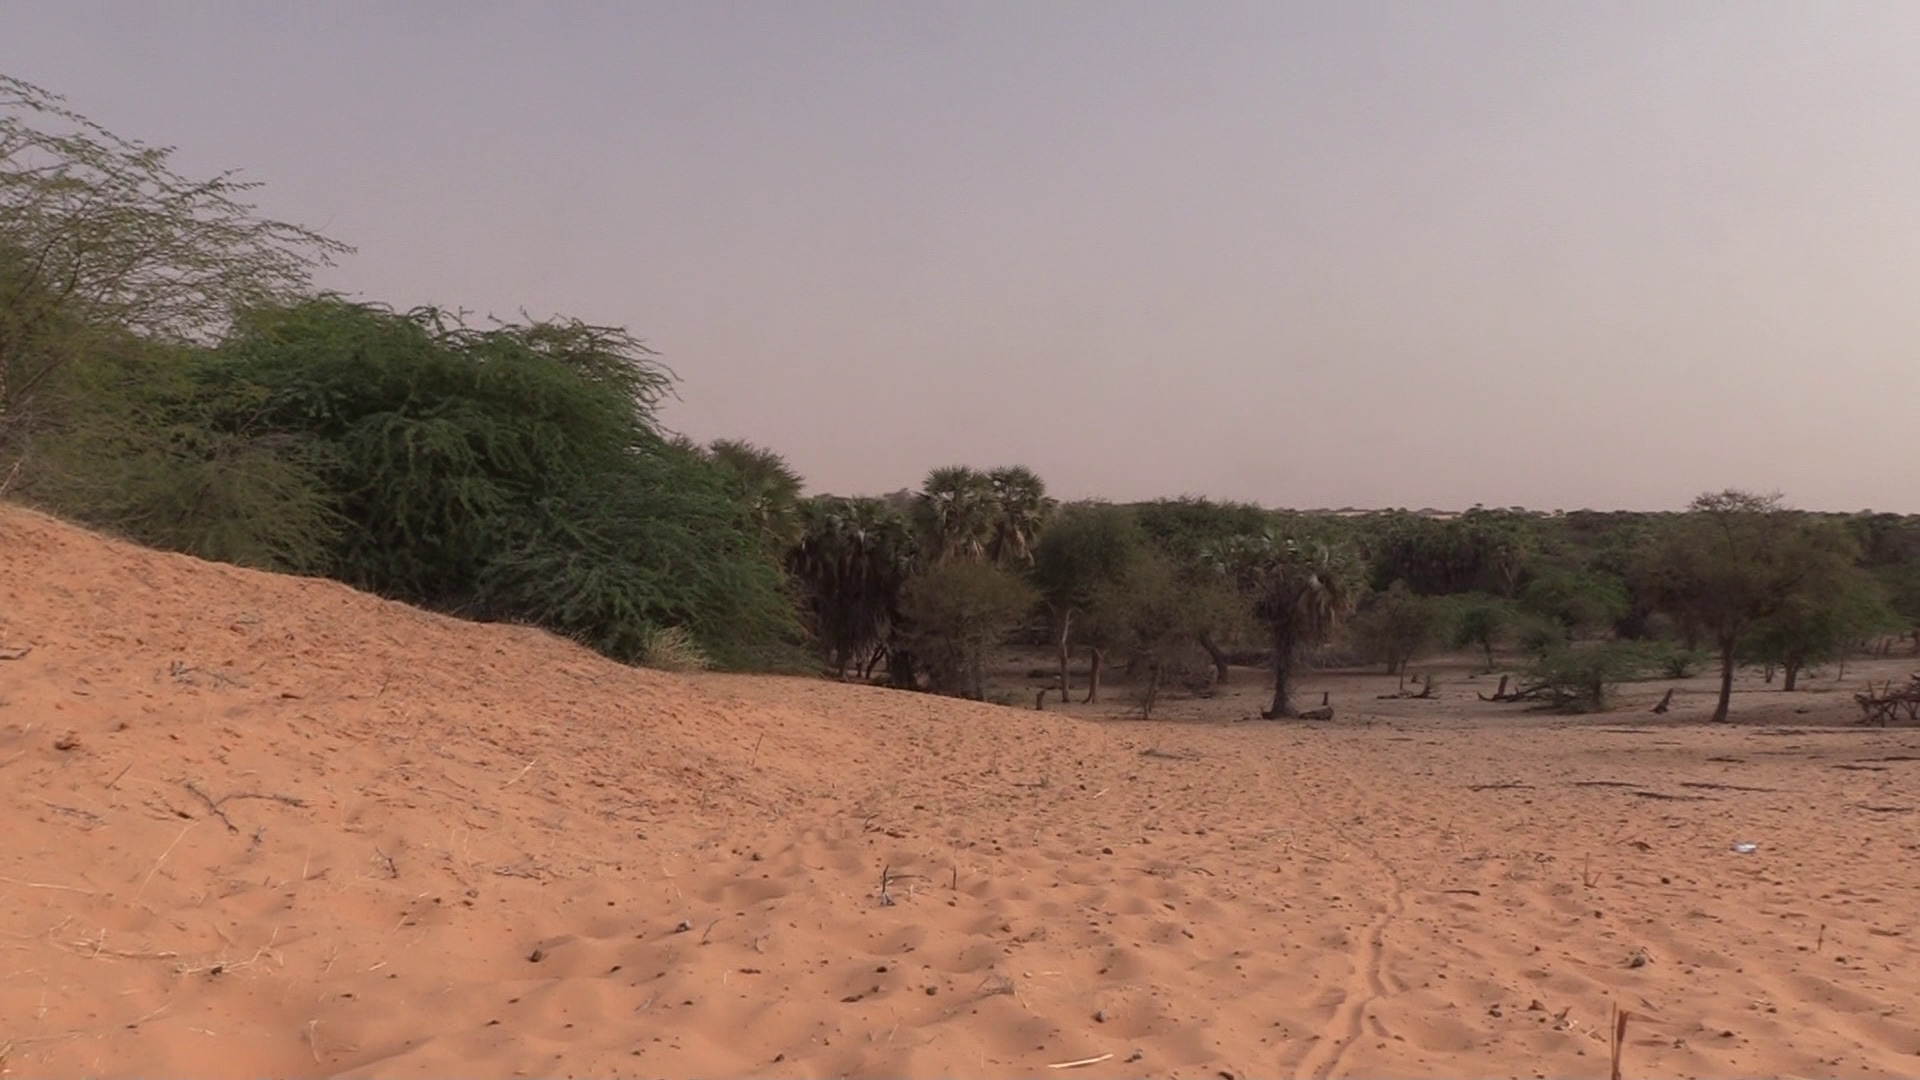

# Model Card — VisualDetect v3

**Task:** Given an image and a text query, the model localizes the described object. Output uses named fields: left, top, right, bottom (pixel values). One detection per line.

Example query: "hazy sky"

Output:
left=7, top=3, right=1919, bottom=511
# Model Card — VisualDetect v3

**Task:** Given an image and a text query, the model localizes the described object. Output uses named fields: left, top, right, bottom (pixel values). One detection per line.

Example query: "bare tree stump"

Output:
left=1651, top=688, right=1674, bottom=714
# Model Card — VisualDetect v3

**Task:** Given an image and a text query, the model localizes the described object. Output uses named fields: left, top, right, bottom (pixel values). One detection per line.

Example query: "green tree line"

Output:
left=8, top=74, right=1919, bottom=719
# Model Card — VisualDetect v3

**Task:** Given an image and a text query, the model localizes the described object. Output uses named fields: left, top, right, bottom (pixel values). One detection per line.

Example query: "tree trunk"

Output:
left=1783, top=658, right=1801, bottom=692
left=1267, top=661, right=1294, bottom=718
left=1712, top=637, right=1736, bottom=723
left=1084, top=648, right=1104, bottom=704
left=1198, top=632, right=1230, bottom=686
left=1266, top=628, right=1296, bottom=719
left=1057, top=609, right=1073, bottom=703
left=1481, top=639, right=1495, bottom=672
left=1141, top=666, right=1161, bottom=720
left=889, top=648, right=918, bottom=690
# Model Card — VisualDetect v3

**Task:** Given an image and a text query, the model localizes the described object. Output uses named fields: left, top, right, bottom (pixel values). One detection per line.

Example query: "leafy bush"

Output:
left=1651, top=643, right=1705, bottom=679
left=1515, top=615, right=1563, bottom=659
left=21, top=334, right=341, bottom=572
left=1529, top=643, right=1652, bottom=713
left=474, top=444, right=802, bottom=670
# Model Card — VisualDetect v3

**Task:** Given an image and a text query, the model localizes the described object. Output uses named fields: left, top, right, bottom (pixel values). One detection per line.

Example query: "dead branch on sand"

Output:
left=183, top=780, right=306, bottom=833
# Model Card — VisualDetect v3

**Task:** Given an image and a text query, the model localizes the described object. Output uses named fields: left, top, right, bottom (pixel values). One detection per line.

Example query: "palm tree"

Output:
left=986, top=465, right=1054, bottom=567
left=916, top=466, right=994, bottom=565
left=709, top=439, right=804, bottom=550
left=788, top=496, right=917, bottom=679
left=1213, top=532, right=1361, bottom=718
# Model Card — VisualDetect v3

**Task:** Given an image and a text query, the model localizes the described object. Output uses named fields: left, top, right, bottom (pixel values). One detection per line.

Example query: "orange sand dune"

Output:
left=3, top=504, right=1918, bottom=1079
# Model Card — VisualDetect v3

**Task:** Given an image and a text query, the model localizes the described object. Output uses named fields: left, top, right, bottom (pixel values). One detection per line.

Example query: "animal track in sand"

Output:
left=1293, top=841, right=1407, bottom=1080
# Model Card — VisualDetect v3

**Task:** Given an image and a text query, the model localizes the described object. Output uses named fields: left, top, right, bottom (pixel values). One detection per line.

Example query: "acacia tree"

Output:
left=1636, top=491, right=1857, bottom=722
left=1030, top=502, right=1144, bottom=702
left=1095, top=552, right=1214, bottom=719
left=1136, top=497, right=1273, bottom=683
left=1213, top=531, right=1363, bottom=718
left=899, top=560, right=1035, bottom=700
left=1743, top=572, right=1896, bottom=690
left=1349, top=581, right=1447, bottom=676
left=1450, top=595, right=1514, bottom=671
left=1, top=74, right=346, bottom=451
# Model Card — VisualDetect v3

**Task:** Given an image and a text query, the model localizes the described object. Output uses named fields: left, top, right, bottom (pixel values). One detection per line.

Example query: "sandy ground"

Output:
left=2, top=503, right=1918, bottom=1079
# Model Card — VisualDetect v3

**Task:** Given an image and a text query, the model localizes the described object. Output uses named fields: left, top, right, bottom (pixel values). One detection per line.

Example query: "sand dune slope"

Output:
left=2, top=504, right=1918, bottom=1079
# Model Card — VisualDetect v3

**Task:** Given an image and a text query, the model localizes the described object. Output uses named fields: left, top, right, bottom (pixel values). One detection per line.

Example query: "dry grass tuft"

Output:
left=642, top=625, right=711, bottom=673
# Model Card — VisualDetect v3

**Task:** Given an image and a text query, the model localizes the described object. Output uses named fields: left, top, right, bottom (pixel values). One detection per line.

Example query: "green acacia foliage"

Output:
left=1, top=75, right=346, bottom=448
left=1449, top=595, right=1515, bottom=671
left=1135, top=497, right=1274, bottom=566
left=218, top=300, right=666, bottom=599
left=1529, top=642, right=1652, bottom=713
left=21, top=331, right=341, bottom=570
left=1091, top=552, right=1216, bottom=719
left=1518, top=567, right=1630, bottom=640
left=899, top=561, right=1036, bottom=700
left=1636, top=491, right=1859, bottom=722
left=204, top=298, right=795, bottom=669
left=1742, top=572, right=1897, bottom=690
left=1032, top=504, right=1145, bottom=614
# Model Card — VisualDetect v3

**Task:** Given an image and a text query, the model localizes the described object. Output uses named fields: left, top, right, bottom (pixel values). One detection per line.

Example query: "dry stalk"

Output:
left=1609, top=1002, right=1630, bottom=1080
left=1048, top=1052, right=1114, bottom=1069
left=0, top=876, right=95, bottom=895
left=135, top=824, right=195, bottom=903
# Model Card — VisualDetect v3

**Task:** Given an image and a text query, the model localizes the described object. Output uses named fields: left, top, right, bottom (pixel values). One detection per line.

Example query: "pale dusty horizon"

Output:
left=5, top=3, right=1919, bottom=512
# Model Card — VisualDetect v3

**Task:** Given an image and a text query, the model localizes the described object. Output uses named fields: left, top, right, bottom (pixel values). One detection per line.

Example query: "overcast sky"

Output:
left=7, top=2, right=1919, bottom=511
